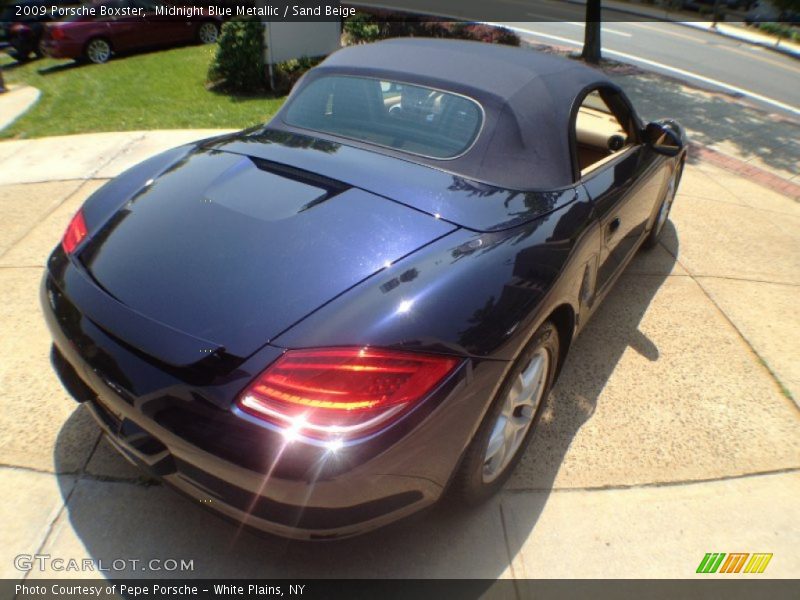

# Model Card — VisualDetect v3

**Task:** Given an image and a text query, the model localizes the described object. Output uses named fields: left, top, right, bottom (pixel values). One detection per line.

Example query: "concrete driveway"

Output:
left=1, top=129, right=798, bottom=581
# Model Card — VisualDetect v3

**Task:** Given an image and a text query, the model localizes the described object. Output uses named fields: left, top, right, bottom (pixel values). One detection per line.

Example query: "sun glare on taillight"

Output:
left=61, top=209, right=87, bottom=254
left=237, top=348, right=460, bottom=441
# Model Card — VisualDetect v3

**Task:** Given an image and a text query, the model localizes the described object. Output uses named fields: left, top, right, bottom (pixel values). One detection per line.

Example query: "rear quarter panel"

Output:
left=274, top=184, right=598, bottom=363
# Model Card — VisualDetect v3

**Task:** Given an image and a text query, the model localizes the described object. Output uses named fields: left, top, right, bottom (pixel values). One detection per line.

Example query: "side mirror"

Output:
left=644, top=121, right=683, bottom=157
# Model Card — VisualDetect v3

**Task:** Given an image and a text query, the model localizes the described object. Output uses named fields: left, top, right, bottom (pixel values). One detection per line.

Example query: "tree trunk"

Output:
left=711, top=0, right=723, bottom=27
left=581, top=0, right=602, bottom=65
left=257, top=1, right=272, bottom=89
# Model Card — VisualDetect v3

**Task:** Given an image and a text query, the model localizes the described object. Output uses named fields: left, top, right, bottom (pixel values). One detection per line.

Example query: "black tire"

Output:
left=83, top=37, right=112, bottom=64
left=9, top=46, right=30, bottom=63
left=197, top=21, right=220, bottom=44
left=642, top=160, right=683, bottom=250
left=451, top=321, right=560, bottom=506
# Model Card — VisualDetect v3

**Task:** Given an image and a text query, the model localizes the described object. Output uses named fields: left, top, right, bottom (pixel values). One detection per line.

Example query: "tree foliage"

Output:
left=207, top=18, right=265, bottom=92
left=770, top=0, right=800, bottom=15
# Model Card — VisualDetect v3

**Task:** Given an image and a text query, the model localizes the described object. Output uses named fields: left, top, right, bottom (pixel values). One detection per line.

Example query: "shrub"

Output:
left=757, top=21, right=798, bottom=40
left=343, top=11, right=520, bottom=47
left=460, top=23, right=521, bottom=46
left=208, top=17, right=265, bottom=92
left=271, top=55, right=325, bottom=94
left=343, top=12, right=382, bottom=44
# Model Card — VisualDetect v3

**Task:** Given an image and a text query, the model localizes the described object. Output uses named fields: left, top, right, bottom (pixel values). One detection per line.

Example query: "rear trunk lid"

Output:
left=207, top=127, right=578, bottom=232
left=76, top=148, right=455, bottom=360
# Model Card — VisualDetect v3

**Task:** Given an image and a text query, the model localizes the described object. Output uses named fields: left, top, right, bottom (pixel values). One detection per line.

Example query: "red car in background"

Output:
left=41, top=0, right=222, bottom=64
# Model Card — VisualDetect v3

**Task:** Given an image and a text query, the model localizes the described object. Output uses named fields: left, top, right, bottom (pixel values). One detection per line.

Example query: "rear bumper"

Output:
left=40, top=39, right=82, bottom=59
left=42, top=264, right=505, bottom=539
left=75, top=377, right=432, bottom=540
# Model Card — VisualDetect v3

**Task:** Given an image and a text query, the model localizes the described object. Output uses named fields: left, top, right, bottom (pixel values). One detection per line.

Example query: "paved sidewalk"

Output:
left=0, top=128, right=798, bottom=580
left=604, top=69, right=800, bottom=192
left=0, top=85, right=40, bottom=132
left=683, top=21, right=800, bottom=59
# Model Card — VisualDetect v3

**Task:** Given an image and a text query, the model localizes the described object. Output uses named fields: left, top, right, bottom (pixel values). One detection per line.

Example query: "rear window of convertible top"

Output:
left=283, top=75, right=483, bottom=160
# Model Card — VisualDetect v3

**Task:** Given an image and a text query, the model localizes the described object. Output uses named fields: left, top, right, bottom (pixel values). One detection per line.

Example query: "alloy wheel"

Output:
left=482, top=347, right=550, bottom=483
left=198, top=23, right=219, bottom=44
left=86, top=39, right=111, bottom=64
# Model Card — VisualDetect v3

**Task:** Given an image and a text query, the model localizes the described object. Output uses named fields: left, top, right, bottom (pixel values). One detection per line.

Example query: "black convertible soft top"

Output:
left=274, top=37, right=621, bottom=190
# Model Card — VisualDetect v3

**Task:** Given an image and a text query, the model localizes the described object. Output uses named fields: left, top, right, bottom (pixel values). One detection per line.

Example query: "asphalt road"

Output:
left=356, top=1, right=800, bottom=118
left=496, top=20, right=800, bottom=118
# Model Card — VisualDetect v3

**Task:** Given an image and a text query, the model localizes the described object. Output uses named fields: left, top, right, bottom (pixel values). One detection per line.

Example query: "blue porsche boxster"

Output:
left=43, top=38, right=686, bottom=539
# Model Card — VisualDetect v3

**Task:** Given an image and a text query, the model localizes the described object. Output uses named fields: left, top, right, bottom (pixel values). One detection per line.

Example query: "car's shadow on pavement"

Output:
left=52, top=225, right=678, bottom=579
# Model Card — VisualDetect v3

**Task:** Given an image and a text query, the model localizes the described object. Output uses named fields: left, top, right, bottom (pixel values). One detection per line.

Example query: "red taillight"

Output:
left=237, top=348, right=459, bottom=441
left=50, top=27, right=66, bottom=41
left=61, top=210, right=87, bottom=254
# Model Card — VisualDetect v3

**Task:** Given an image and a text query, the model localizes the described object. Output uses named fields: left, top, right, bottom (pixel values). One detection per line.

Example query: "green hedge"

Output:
left=343, top=12, right=520, bottom=46
left=207, top=17, right=265, bottom=92
left=208, top=14, right=521, bottom=95
left=757, top=21, right=800, bottom=41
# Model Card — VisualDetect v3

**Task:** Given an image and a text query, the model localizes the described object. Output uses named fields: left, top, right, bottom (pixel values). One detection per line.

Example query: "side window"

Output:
left=574, top=89, right=633, bottom=177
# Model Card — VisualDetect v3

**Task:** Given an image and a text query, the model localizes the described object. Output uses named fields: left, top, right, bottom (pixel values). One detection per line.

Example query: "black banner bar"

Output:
left=1, top=0, right=780, bottom=23
left=4, top=579, right=800, bottom=600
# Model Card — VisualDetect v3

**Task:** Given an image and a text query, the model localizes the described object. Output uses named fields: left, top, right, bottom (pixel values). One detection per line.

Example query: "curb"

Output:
left=681, top=22, right=800, bottom=60
left=0, top=85, right=41, bottom=132
left=561, top=0, right=800, bottom=60
left=689, top=142, right=800, bottom=201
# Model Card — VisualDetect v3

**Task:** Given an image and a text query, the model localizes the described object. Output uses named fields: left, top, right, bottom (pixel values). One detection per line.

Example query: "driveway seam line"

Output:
left=692, top=276, right=799, bottom=411
left=656, top=239, right=691, bottom=277
left=656, top=237, right=798, bottom=408
left=0, top=177, right=112, bottom=186
left=693, top=275, right=800, bottom=288
left=0, top=265, right=45, bottom=270
left=0, top=463, right=69, bottom=476
left=503, top=466, right=800, bottom=494
left=498, top=501, right=523, bottom=588
left=22, top=488, right=75, bottom=584
left=18, top=427, right=103, bottom=585
left=678, top=191, right=800, bottom=217
left=85, top=134, right=146, bottom=181
left=0, top=180, right=84, bottom=260
left=0, top=462, right=159, bottom=485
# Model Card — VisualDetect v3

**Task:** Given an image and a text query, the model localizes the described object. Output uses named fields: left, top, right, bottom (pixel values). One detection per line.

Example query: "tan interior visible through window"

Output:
left=575, top=91, right=631, bottom=177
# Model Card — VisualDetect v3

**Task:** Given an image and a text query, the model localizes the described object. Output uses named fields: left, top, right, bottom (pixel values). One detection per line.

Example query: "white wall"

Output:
left=264, top=22, right=342, bottom=64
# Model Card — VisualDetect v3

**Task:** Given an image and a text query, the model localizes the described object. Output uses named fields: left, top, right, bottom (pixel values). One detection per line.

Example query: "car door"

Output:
left=574, top=87, right=667, bottom=294
left=130, top=0, right=174, bottom=47
left=102, top=0, right=142, bottom=51
left=138, top=0, right=195, bottom=45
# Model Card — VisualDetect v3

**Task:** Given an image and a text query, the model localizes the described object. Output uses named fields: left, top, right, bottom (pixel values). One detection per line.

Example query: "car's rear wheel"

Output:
left=643, top=161, right=683, bottom=249
left=84, top=38, right=112, bottom=64
left=451, top=321, right=559, bottom=505
left=197, top=22, right=219, bottom=44
left=9, top=46, right=30, bottom=63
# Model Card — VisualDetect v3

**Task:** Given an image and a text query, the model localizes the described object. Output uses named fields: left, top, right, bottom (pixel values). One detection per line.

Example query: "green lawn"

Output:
left=1, top=44, right=286, bottom=139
